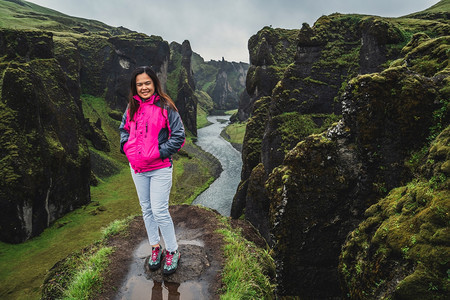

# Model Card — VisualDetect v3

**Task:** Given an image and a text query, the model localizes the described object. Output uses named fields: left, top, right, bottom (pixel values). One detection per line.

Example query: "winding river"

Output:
left=192, top=115, right=242, bottom=216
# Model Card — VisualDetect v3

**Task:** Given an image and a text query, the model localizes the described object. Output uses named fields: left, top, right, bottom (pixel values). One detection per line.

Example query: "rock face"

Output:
left=208, top=58, right=248, bottom=111
left=267, top=64, right=445, bottom=297
left=231, top=26, right=299, bottom=225
left=233, top=7, right=449, bottom=298
left=77, top=33, right=170, bottom=111
left=337, top=35, right=450, bottom=300
left=169, top=41, right=197, bottom=136
left=340, top=131, right=449, bottom=300
left=240, top=26, right=299, bottom=121
left=0, top=29, right=90, bottom=243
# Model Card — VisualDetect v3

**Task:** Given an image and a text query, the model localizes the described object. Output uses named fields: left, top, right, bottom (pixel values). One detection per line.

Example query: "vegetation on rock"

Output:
left=339, top=126, right=450, bottom=299
left=233, top=0, right=450, bottom=298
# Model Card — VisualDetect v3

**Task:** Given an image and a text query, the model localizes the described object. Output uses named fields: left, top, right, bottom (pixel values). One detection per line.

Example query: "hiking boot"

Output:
left=163, top=249, right=180, bottom=275
left=148, top=246, right=164, bottom=271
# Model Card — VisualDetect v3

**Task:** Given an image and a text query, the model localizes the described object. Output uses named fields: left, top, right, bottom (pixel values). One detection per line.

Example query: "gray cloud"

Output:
left=27, top=0, right=440, bottom=62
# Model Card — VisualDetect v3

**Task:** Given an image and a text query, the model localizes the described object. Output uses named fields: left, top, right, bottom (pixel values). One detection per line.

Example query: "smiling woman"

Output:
left=119, top=66, right=185, bottom=275
left=135, top=73, right=155, bottom=99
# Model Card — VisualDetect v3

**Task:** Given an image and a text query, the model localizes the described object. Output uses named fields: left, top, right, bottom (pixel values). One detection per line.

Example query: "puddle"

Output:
left=115, top=228, right=212, bottom=299
left=115, top=273, right=206, bottom=300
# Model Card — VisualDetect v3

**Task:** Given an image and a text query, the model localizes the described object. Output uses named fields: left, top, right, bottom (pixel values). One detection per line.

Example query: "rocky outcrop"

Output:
left=233, top=6, right=449, bottom=298
left=267, top=62, right=445, bottom=297
left=0, top=29, right=90, bottom=243
left=77, top=33, right=170, bottom=111
left=239, top=26, right=299, bottom=121
left=339, top=130, right=449, bottom=300
left=337, top=35, right=449, bottom=300
left=231, top=26, right=299, bottom=220
left=170, top=40, right=197, bottom=136
left=85, top=118, right=110, bottom=152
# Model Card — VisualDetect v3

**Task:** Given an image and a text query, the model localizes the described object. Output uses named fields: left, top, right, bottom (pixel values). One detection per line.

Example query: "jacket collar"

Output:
left=133, top=93, right=159, bottom=104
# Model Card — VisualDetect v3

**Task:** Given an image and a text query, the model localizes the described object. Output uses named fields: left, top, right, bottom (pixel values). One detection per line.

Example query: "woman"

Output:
left=119, top=66, right=185, bottom=275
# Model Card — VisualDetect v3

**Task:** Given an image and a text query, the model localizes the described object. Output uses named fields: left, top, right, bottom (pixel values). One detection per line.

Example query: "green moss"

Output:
left=195, top=90, right=214, bottom=113
left=196, top=103, right=211, bottom=129
left=0, top=101, right=21, bottom=186
left=167, top=48, right=182, bottom=99
left=340, top=124, right=450, bottom=299
left=241, top=96, right=271, bottom=170
left=249, top=26, right=299, bottom=67
left=274, top=112, right=341, bottom=153
left=405, top=36, right=450, bottom=77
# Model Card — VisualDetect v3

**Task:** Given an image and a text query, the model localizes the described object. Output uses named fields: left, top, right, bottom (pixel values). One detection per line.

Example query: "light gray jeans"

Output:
left=130, top=166, right=178, bottom=252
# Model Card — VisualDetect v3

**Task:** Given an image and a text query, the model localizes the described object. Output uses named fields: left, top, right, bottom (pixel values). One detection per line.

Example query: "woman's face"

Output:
left=136, top=72, right=155, bottom=100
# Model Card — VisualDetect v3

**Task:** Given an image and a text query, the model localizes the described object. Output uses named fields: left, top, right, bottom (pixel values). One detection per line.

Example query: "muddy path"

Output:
left=96, top=205, right=263, bottom=299
left=98, top=205, right=225, bottom=300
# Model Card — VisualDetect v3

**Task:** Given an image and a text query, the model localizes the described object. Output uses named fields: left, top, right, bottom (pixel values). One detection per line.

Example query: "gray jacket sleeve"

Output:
left=119, top=109, right=129, bottom=154
left=159, top=108, right=185, bottom=158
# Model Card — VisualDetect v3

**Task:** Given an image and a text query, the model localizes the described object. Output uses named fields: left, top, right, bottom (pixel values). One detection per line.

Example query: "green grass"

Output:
left=81, top=94, right=126, bottom=163
left=223, top=122, right=247, bottom=145
left=197, top=104, right=212, bottom=129
left=185, top=176, right=216, bottom=204
left=0, top=167, right=140, bottom=300
left=101, top=215, right=136, bottom=239
left=406, top=0, right=450, bottom=16
left=42, top=217, right=135, bottom=299
left=224, top=109, right=238, bottom=115
left=0, top=0, right=120, bottom=38
left=216, top=216, right=275, bottom=299
left=170, top=153, right=217, bottom=205
left=62, top=246, right=114, bottom=300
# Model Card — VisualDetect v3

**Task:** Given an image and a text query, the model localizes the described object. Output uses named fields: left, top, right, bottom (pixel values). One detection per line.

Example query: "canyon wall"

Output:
left=233, top=6, right=449, bottom=298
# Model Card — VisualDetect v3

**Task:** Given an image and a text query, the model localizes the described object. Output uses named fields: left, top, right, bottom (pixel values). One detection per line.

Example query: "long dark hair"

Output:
left=128, top=66, right=177, bottom=121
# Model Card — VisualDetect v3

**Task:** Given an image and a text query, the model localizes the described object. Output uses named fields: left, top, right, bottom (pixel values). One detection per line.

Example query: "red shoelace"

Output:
left=151, top=247, right=160, bottom=262
left=165, top=251, right=174, bottom=265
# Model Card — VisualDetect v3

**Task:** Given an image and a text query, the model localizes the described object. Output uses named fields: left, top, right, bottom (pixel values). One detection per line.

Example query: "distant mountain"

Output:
left=192, top=53, right=249, bottom=113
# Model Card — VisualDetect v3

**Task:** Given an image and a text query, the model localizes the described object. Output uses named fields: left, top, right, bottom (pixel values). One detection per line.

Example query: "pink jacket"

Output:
left=119, top=94, right=185, bottom=173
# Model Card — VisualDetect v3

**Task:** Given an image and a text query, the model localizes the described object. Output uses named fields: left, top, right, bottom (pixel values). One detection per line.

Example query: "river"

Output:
left=192, top=115, right=242, bottom=216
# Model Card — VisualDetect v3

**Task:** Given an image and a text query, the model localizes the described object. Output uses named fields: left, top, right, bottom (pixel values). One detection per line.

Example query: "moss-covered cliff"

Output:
left=0, top=29, right=90, bottom=243
left=337, top=34, right=449, bottom=299
left=169, top=40, right=198, bottom=136
left=234, top=1, right=449, bottom=297
left=339, top=128, right=449, bottom=300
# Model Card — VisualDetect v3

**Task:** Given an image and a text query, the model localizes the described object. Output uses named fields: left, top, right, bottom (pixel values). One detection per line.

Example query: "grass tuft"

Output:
left=101, top=215, right=136, bottom=239
left=216, top=217, right=275, bottom=299
left=62, top=246, right=114, bottom=300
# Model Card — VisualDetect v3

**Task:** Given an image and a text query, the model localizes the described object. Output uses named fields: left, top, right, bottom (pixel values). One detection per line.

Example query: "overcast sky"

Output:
left=26, top=0, right=440, bottom=63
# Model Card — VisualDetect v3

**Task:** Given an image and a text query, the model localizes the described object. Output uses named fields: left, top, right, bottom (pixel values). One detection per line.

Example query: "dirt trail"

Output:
left=97, top=205, right=259, bottom=299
